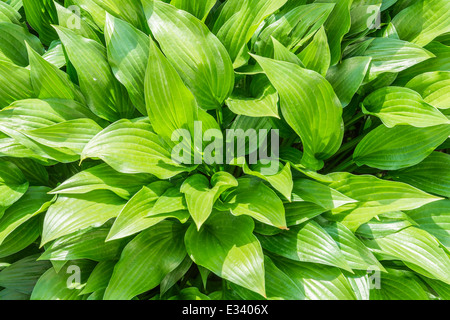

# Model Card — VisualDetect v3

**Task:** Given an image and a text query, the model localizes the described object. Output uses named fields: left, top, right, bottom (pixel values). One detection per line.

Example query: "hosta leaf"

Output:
left=180, top=172, right=238, bottom=230
left=241, top=161, right=293, bottom=202
left=0, top=1, right=21, bottom=24
left=160, top=255, right=193, bottom=296
left=421, top=277, right=450, bottom=300
left=361, top=87, right=450, bottom=127
left=323, top=222, right=384, bottom=272
left=315, top=0, right=352, bottom=66
left=363, top=227, right=450, bottom=284
left=392, top=0, right=450, bottom=47
left=258, top=221, right=351, bottom=271
left=144, top=0, right=234, bottom=110
left=354, top=124, right=450, bottom=170
left=41, top=190, right=127, bottom=245
left=185, top=211, right=266, bottom=297
left=23, top=119, right=103, bottom=155
left=0, top=187, right=53, bottom=245
left=0, top=255, right=51, bottom=294
left=150, top=187, right=187, bottom=215
left=0, top=22, right=44, bottom=67
left=89, top=0, right=147, bottom=31
left=225, top=76, right=279, bottom=118
left=254, top=3, right=334, bottom=58
left=285, top=202, right=327, bottom=227
left=50, top=163, right=154, bottom=200
left=105, top=13, right=149, bottom=115
left=326, top=57, right=372, bottom=107
left=272, top=36, right=304, bottom=66
left=0, top=218, right=40, bottom=259
left=31, top=260, right=95, bottom=300
left=145, top=36, right=198, bottom=145
left=170, top=0, right=216, bottom=22
left=406, top=71, right=450, bottom=109
left=54, top=2, right=102, bottom=43
left=212, top=0, right=287, bottom=65
left=54, top=26, right=134, bottom=121
left=362, top=37, right=435, bottom=82
left=252, top=54, right=344, bottom=171
left=0, top=159, right=28, bottom=214
left=324, top=172, right=442, bottom=231
left=22, top=0, right=57, bottom=46
left=81, top=261, right=115, bottom=295
left=391, top=152, right=450, bottom=197
left=104, top=221, right=187, bottom=300
left=407, top=200, right=450, bottom=248
left=231, top=255, right=305, bottom=300
left=40, top=227, right=126, bottom=262
left=81, top=118, right=196, bottom=179
left=223, top=177, right=287, bottom=229
left=292, top=179, right=356, bottom=211
left=41, top=40, right=66, bottom=69
left=370, top=268, right=429, bottom=300
left=298, top=26, right=330, bottom=76
left=108, top=182, right=189, bottom=241
left=0, top=60, right=34, bottom=110
left=26, top=44, right=85, bottom=103
left=273, top=257, right=357, bottom=300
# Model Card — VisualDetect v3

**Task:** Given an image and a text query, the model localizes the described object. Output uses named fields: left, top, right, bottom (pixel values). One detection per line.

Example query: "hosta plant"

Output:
left=0, top=0, right=449, bottom=301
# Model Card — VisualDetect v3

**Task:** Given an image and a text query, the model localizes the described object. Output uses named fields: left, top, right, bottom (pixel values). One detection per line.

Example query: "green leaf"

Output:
left=81, top=261, right=115, bottom=295
left=104, top=221, right=187, bottom=300
left=254, top=3, right=334, bottom=58
left=212, top=0, right=288, bottom=65
left=170, top=0, right=216, bottom=22
left=392, top=0, right=450, bottom=47
left=370, top=268, right=429, bottom=300
left=323, top=222, right=384, bottom=272
left=251, top=54, right=344, bottom=170
left=292, top=179, right=356, bottom=211
left=22, top=0, right=58, bottom=46
left=89, top=0, right=147, bottom=31
left=230, top=255, right=305, bottom=300
left=150, top=186, right=187, bottom=215
left=54, top=25, right=134, bottom=121
left=225, top=75, right=279, bottom=118
left=181, top=172, right=238, bottom=230
left=30, top=260, right=95, bottom=300
left=271, top=36, right=305, bottom=67
left=258, top=221, right=352, bottom=272
left=391, top=152, right=450, bottom=198
left=50, top=163, right=155, bottom=200
left=354, top=124, right=450, bottom=170
left=272, top=257, right=357, bottom=300
left=223, top=177, right=287, bottom=229
left=315, top=0, right=352, bottom=65
left=0, top=255, right=51, bottom=294
left=81, top=118, right=196, bottom=179
left=26, top=43, right=85, bottom=103
left=361, top=87, right=450, bottom=127
left=0, top=187, right=53, bottom=245
left=406, top=71, right=450, bottom=110
left=23, top=118, right=104, bottom=155
left=362, top=37, right=435, bottom=82
left=326, top=57, right=372, bottom=107
left=285, top=202, right=327, bottom=227
left=105, top=13, right=149, bottom=115
left=0, top=22, right=44, bottom=67
left=407, top=200, right=450, bottom=248
left=0, top=1, right=21, bottom=25
left=0, top=61, right=34, bottom=109
left=0, top=218, right=40, bottom=259
left=298, top=26, right=330, bottom=76
left=108, top=182, right=189, bottom=241
left=185, top=211, right=266, bottom=297
left=144, top=0, right=234, bottom=110
left=41, top=190, right=127, bottom=246
left=39, top=227, right=126, bottom=262
left=144, top=36, right=198, bottom=145
left=0, top=159, right=28, bottom=215
left=160, top=255, right=193, bottom=296
left=363, top=227, right=450, bottom=284
left=323, top=172, right=443, bottom=231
